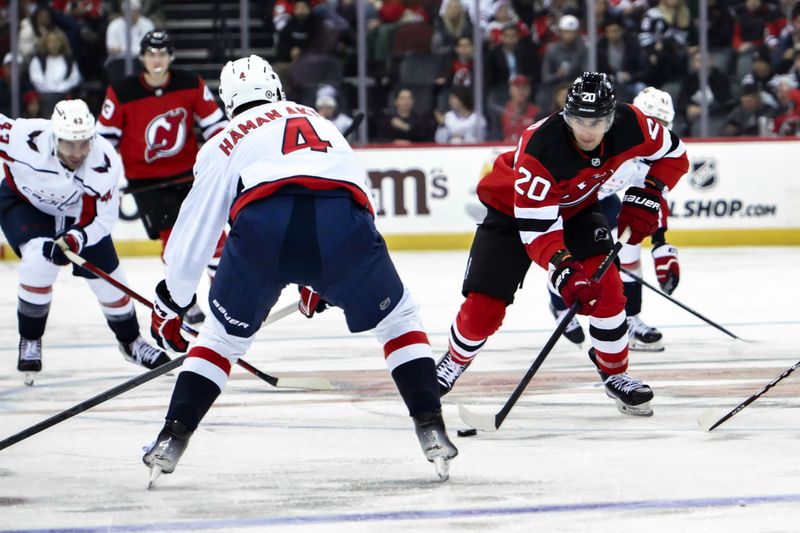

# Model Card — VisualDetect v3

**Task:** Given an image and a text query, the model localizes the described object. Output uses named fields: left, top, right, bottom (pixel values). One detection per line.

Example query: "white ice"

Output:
left=0, top=246, right=799, bottom=532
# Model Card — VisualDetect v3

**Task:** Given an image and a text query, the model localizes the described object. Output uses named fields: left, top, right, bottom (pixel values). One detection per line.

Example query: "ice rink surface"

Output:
left=0, top=246, right=798, bottom=532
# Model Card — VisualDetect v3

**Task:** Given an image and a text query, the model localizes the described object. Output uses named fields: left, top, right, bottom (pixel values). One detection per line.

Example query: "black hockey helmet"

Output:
left=140, top=30, right=173, bottom=55
left=564, top=72, right=615, bottom=118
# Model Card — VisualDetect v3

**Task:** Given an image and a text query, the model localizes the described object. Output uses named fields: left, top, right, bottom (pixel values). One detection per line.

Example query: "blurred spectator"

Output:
left=432, top=0, right=474, bottom=59
left=486, top=24, right=540, bottom=90
left=732, top=0, right=781, bottom=54
left=706, top=0, right=735, bottom=49
left=774, top=3, right=800, bottom=74
left=0, top=53, right=32, bottom=116
left=676, top=49, right=733, bottom=136
left=439, top=0, right=493, bottom=31
left=639, top=0, right=693, bottom=86
left=105, top=0, right=155, bottom=59
left=440, top=36, right=474, bottom=87
left=28, top=30, right=81, bottom=117
left=316, top=93, right=355, bottom=139
left=434, top=86, right=486, bottom=143
left=378, top=88, right=435, bottom=143
left=772, top=75, right=800, bottom=134
left=742, top=45, right=780, bottom=108
left=22, top=90, right=41, bottom=118
left=597, top=13, right=646, bottom=102
left=18, top=5, right=58, bottom=59
left=485, top=1, right=530, bottom=47
left=501, top=74, right=539, bottom=143
left=535, top=81, right=570, bottom=120
left=51, top=0, right=105, bottom=81
left=539, top=15, right=587, bottom=108
left=277, top=0, right=326, bottom=62
left=723, top=81, right=776, bottom=136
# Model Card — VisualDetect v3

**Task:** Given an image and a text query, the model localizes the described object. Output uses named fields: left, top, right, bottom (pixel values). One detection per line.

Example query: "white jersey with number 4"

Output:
left=0, top=114, right=122, bottom=246
left=164, top=100, right=374, bottom=307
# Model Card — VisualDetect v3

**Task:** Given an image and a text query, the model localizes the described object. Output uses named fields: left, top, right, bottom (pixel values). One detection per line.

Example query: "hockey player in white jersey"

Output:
left=143, top=55, right=457, bottom=485
left=545, top=86, right=681, bottom=351
left=0, top=100, right=170, bottom=385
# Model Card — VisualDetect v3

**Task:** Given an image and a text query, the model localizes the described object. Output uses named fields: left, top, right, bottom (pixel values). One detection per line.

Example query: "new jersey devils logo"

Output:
left=144, top=108, right=188, bottom=163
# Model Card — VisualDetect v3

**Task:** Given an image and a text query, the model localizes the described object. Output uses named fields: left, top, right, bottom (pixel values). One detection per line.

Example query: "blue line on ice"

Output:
left=5, top=493, right=800, bottom=532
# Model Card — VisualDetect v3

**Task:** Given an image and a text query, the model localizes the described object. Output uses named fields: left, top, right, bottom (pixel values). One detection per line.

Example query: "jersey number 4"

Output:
left=282, top=117, right=332, bottom=155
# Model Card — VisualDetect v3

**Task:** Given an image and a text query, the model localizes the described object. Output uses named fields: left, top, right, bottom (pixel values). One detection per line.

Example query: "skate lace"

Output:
left=20, top=339, right=42, bottom=361
left=627, top=316, right=653, bottom=336
left=133, top=337, right=165, bottom=364
left=605, top=373, right=644, bottom=394
left=437, top=356, right=466, bottom=385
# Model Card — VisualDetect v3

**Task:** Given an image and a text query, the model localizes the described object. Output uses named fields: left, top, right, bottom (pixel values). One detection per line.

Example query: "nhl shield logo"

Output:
left=591, top=158, right=601, bottom=167
left=689, top=157, right=718, bottom=190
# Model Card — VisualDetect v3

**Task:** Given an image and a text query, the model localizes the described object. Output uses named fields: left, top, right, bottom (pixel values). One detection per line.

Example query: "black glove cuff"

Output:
left=155, top=280, right=196, bottom=315
left=643, top=175, right=666, bottom=192
left=651, top=228, right=667, bottom=247
left=549, top=249, right=573, bottom=270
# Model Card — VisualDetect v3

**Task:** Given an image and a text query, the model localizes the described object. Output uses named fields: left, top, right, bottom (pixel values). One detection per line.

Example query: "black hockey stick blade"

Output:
left=697, top=358, right=800, bottom=431
left=620, top=267, right=752, bottom=343
left=0, top=355, right=186, bottom=452
left=459, top=230, right=629, bottom=431
left=342, top=111, right=365, bottom=139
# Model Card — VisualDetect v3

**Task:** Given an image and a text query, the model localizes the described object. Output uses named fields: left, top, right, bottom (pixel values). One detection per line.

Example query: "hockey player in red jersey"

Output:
left=96, top=30, right=227, bottom=324
left=142, top=56, right=457, bottom=486
left=435, top=72, right=689, bottom=416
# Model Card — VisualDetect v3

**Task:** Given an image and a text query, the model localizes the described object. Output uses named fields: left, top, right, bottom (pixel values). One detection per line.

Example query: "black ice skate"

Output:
left=142, top=419, right=193, bottom=488
left=588, top=348, right=654, bottom=417
left=18, top=337, right=42, bottom=386
left=412, top=410, right=458, bottom=481
left=627, top=314, right=664, bottom=352
left=184, top=303, right=206, bottom=325
left=549, top=303, right=585, bottom=346
left=119, top=335, right=171, bottom=369
left=436, top=352, right=471, bottom=396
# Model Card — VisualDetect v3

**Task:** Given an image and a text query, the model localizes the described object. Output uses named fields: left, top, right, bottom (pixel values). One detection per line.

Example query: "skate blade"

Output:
left=433, top=456, right=449, bottom=482
left=147, top=466, right=163, bottom=489
left=614, top=398, right=653, bottom=417
left=23, top=372, right=36, bottom=386
left=628, top=340, right=665, bottom=352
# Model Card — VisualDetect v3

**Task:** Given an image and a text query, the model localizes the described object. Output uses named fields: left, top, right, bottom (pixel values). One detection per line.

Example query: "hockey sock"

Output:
left=166, top=371, right=221, bottom=431
left=105, top=308, right=140, bottom=344
left=391, top=357, right=440, bottom=417
left=623, top=281, right=642, bottom=316
left=17, top=298, right=49, bottom=339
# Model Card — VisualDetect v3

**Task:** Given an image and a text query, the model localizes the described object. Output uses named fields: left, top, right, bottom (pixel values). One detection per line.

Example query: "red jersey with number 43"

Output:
left=96, top=69, right=227, bottom=180
left=478, top=104, right=689, bottom=269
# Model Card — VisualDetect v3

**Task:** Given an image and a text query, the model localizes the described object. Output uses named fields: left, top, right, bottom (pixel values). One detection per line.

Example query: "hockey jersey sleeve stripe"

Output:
left=198, top=109, right=227, bottom=140
left=96, top=124, right=122, bottom=138
left=519, top=218, right=563, bottom=244
left=514, top=205, right=559, bottom=220
left=516, top=217, right=559, bottom=232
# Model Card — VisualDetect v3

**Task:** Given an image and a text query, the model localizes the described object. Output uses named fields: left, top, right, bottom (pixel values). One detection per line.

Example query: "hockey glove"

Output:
left=551, top=252, right=603, bottom=315
left=150, top=280, right=195, bottom=352
left=652, top=243, right=680, bottom=294
left=42, top=227, right=87, bottom=266
left=298, top=286, right=328, bottom=318
left=617, top=186, right=662, bottom=245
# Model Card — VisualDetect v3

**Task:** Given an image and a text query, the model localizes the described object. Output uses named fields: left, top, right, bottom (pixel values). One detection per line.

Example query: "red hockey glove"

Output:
left=150, top=280, right=194, bottom=352
left=42, top=226, right=87, bottom=266
left=617, top=186, right=662, bottom=245
left=298, top=286, right=328, bottom=318
left=551, top=253, right=603, bottom=315
left=652, top=242, right=680, bottom=294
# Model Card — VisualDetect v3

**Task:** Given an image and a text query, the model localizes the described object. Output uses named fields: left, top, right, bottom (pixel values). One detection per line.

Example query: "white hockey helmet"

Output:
left=51, top=99, right=95, bottom=141
left=218, top=55, right=285, bottom=119
left=633, top=87, right=675, bottom=129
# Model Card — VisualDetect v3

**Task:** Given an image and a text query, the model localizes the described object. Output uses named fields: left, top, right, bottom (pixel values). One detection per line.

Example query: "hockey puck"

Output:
left=457, top=428, right=478, bottom=437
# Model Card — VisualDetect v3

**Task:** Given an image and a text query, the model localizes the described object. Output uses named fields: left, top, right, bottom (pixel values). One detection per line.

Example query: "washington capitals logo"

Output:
left=144, top=108, right=188, bottom=163
left=27, top=131, right=43, bottom=151
left=92, top=154, right=112, bottom=173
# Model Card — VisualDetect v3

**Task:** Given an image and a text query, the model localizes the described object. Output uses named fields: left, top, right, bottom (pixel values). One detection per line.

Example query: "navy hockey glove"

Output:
left=42, top=227, right=87, bottom=266
left=551, top=251, right=603, bottom=315
left=298, top=286, right=328, bottom=318
left=151, top=280, right=195, bottom=352
left=617, top=186, right=662, bottom=245
left=652, top=242, right=680, bottom=294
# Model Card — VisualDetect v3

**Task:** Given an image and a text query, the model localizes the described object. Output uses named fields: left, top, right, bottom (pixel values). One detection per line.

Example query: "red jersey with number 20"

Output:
left=162, top=100, right=374, bottom=307
left=478, top=104, right=689, bottom=269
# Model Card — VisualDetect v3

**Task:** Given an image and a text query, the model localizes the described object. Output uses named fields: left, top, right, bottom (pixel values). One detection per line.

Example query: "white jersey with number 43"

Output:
left=164, top=100, right=375, bottom=307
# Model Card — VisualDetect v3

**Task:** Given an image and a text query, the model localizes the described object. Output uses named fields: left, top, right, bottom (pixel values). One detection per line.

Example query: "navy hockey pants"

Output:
left=209, top=188, right=405, bottom=337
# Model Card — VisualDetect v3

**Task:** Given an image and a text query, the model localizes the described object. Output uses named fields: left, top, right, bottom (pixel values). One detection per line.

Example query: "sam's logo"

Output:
left=144, top=108, right=188, bottom=163
left=688, top=157, right=718, bottom=190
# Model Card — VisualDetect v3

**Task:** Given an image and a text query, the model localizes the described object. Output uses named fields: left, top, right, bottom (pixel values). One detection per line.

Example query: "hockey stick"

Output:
left=342, top=111, right=365, bottom=139
left=620, top=268, right=751, bottom=342
left=120, top=175, right=194, bottom=196
left=62, top=248, right=332, bottom=391
left=0, top=298, right=307, bottom=453
left=459, top=228, right=630, bottom=432
left=696, top=359, right=800, bottom=431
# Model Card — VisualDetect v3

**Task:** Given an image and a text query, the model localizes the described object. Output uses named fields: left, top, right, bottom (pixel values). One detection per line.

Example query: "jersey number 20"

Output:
left=282, top=117, right=332, bottom=155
